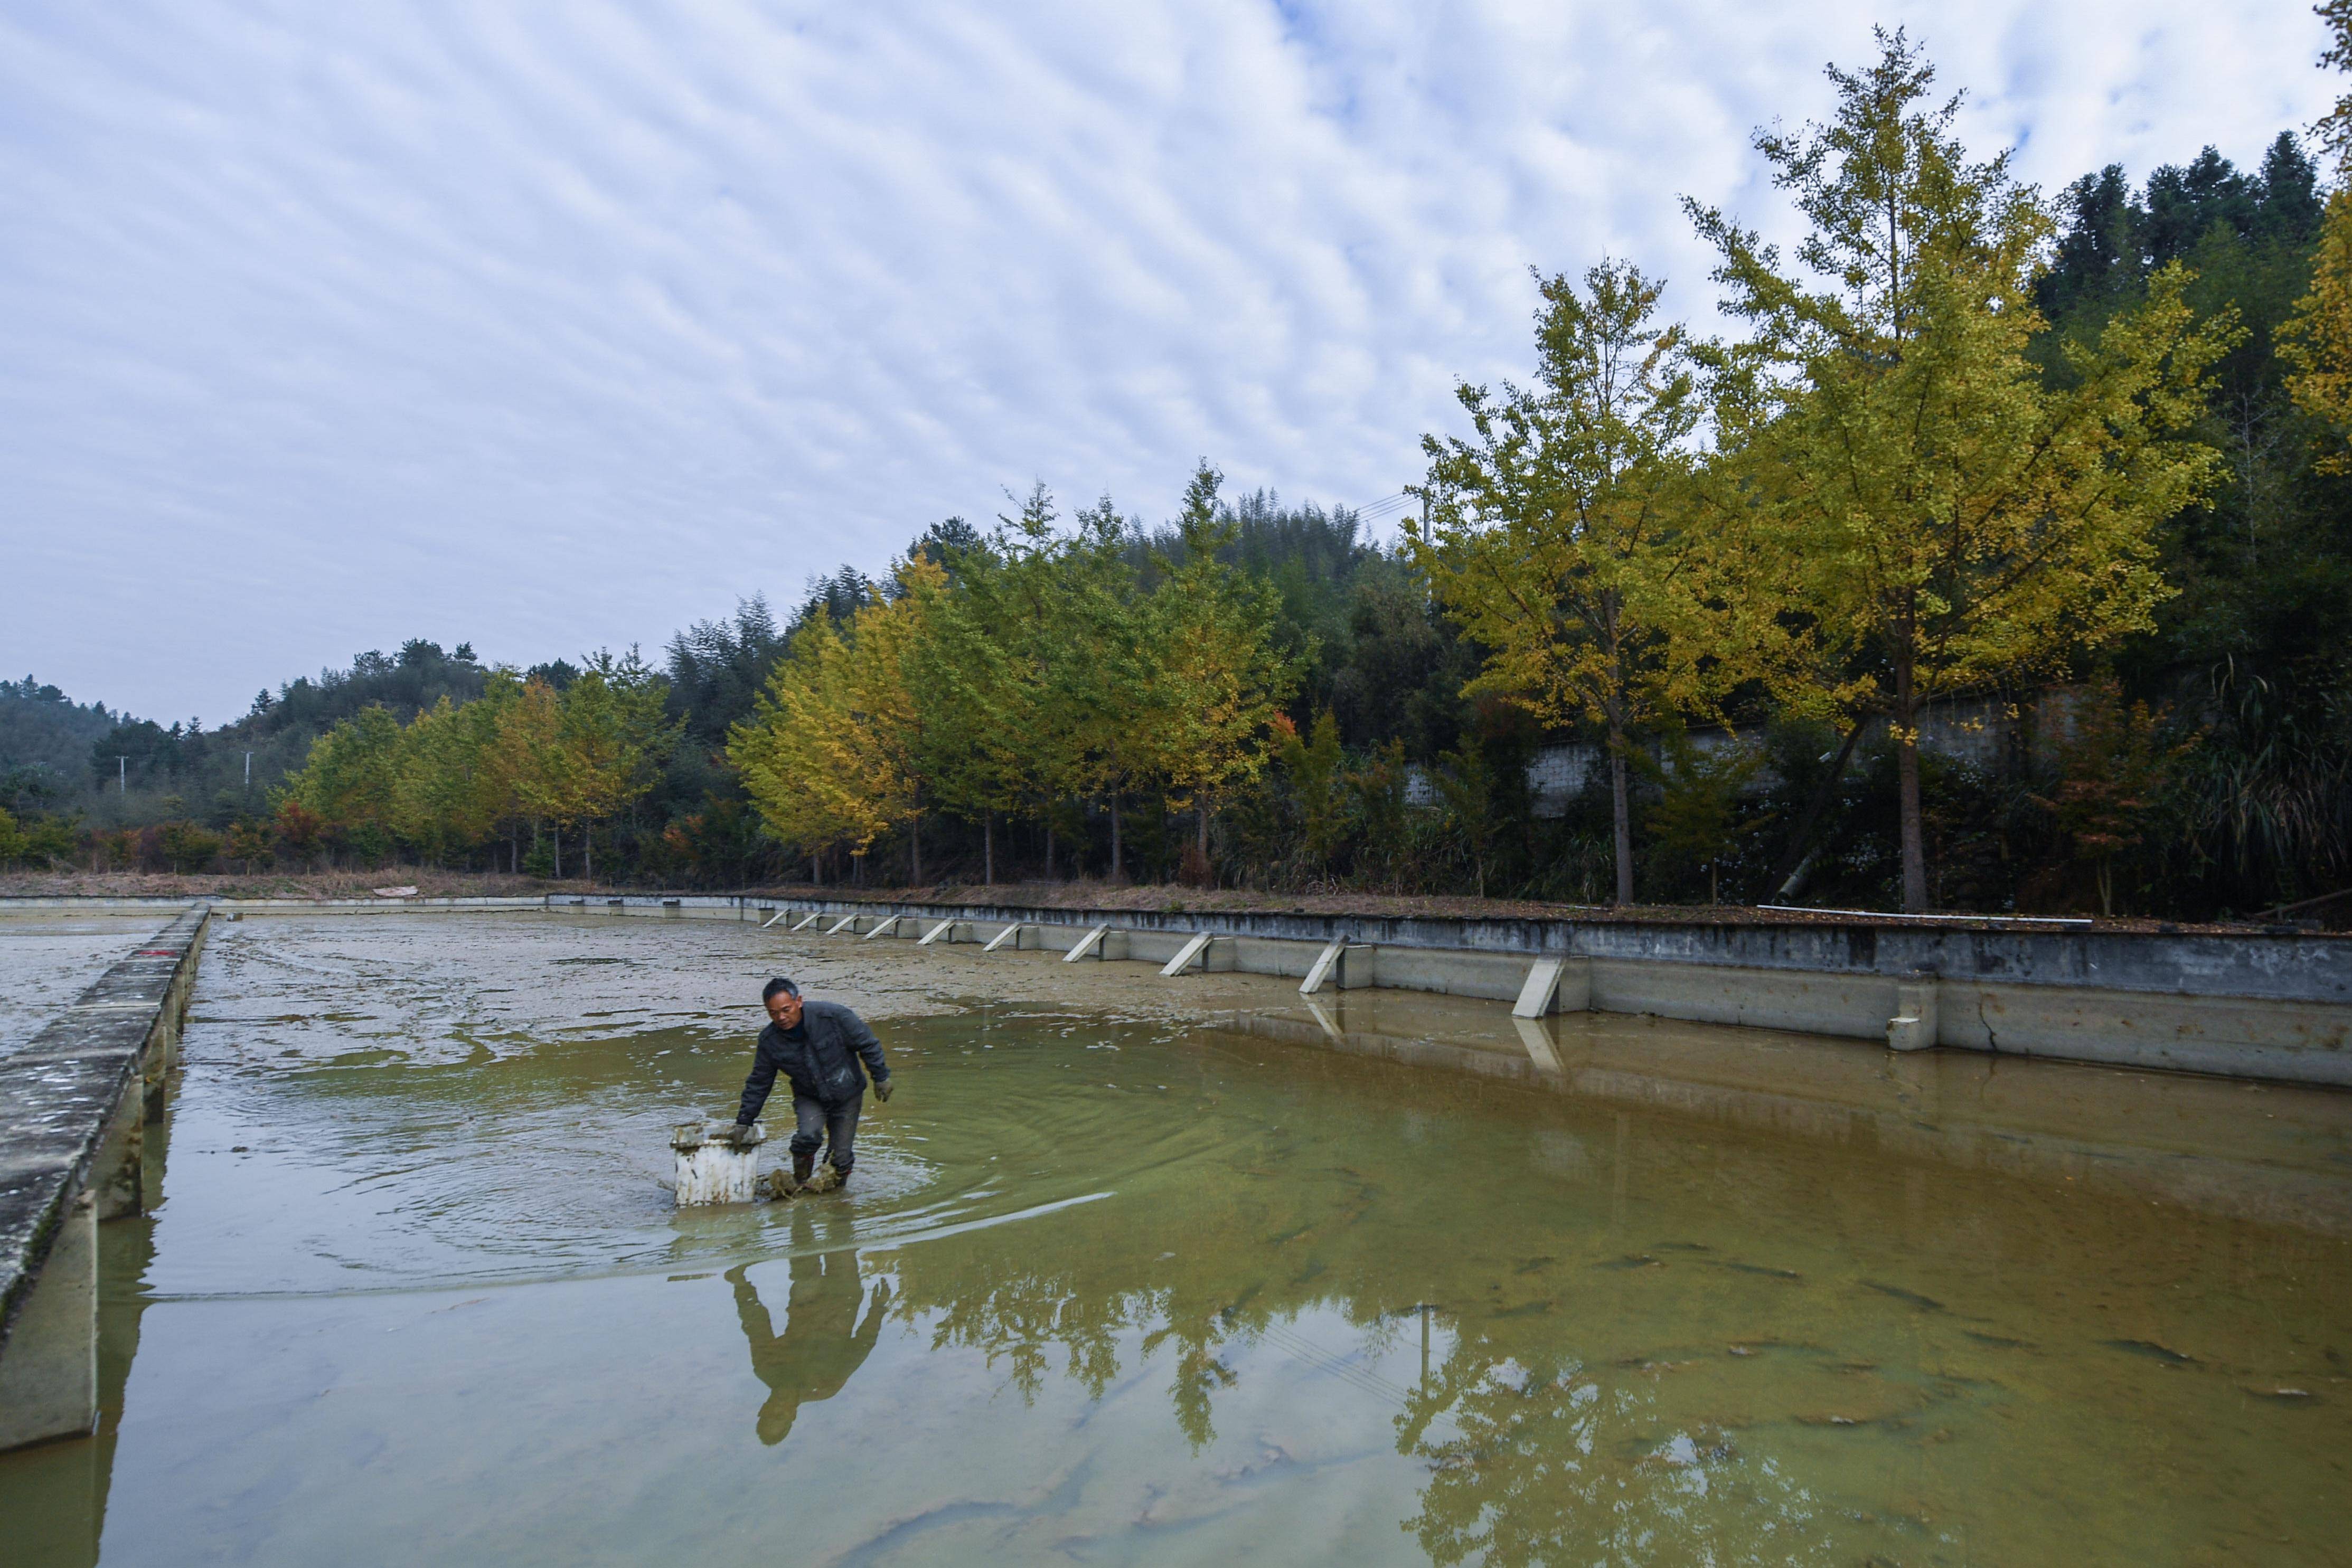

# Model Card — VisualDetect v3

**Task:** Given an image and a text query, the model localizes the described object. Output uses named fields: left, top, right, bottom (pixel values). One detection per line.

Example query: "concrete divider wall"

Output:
left=37, top=891, right=2349, bottom=1083
left=0, top=904, right=207, bottom=1450
left=520, top=893, right=2349, bottom=1085
left=496, top=890, right=2348, bottom=1002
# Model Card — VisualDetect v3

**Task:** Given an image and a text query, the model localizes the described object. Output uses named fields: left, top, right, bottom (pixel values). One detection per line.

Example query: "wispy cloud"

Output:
left=0, top=1, right=2333, bottom=719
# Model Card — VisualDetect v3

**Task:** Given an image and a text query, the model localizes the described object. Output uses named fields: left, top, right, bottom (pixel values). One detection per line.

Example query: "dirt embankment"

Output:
left=1, top=867, right=2321, bottom=937
left=0, top=868, right=548, bottom=901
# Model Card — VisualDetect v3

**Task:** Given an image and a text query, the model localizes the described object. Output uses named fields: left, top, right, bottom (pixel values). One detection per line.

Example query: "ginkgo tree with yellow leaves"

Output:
left=1149, top=462, right=1298, bottom=868
left=2284, top=0, right=2352, bottom=467
left=730, top=559, right=940, bottom=881
left=557, top=652, right=681, bottom=880
left=279, top=655, right=675, bottom=875
left=903, top=529, right=1031, bottom=886
left=1410, top=260, right=1731, bottom=906
left=1688, top=29, right=2235, bottom=911
left=730, top=478, right=1294, bottom=889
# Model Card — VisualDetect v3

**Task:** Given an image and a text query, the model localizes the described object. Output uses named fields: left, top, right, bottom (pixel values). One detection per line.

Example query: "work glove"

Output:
left=727, top=1120, right=758, bottom=1146
left=873, top=1079, right=895, bottom=1103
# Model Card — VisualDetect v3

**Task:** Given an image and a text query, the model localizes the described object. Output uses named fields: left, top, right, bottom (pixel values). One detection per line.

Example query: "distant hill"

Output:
left=0, top=676, right=123, bottom=811
left=1, top=639, right=494, bottom=824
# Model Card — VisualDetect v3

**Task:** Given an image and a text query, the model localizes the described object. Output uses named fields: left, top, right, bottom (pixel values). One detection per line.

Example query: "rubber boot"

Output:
left=792, top=1151, right=815, bottom=1185
left=830, top=1163, right=852, bottom=1192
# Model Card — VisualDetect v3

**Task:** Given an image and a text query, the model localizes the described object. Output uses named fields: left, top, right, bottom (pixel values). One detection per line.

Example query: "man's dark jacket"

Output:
left=737, top=1000, right=889, bottom=1123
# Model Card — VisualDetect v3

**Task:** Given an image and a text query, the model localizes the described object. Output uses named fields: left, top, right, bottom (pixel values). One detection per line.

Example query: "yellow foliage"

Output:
left=730, top=560, right=937, bottom=857
left=1145, top=464, right=1297, bottom=827
left=1687, top=31, right=2233, bottom=907
left=2282, top=188, right=2352, bottom=472
left=279, top=659, right=673, bottom=867
left=1413, top=261, right=1726, bottom=741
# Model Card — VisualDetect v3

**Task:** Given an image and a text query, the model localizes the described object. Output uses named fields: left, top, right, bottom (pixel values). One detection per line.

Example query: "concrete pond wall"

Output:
left=0, top=907, right=204, bottom=1449
left=442, top=892, right=2349, bottom=1088
left=162, top=888, right=2352, bottom=1083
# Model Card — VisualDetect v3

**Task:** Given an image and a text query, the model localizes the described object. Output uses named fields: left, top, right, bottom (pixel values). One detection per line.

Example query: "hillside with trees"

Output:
left=6, top=29, right=2349, bottom=926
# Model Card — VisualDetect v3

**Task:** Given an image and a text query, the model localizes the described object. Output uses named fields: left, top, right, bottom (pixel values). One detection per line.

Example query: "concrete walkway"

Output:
left=0, top=905, right=205, bottom=1449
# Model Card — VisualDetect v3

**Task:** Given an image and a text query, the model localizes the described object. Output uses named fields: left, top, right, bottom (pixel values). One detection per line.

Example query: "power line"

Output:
left=1348, top=492, right=1416, bottom=525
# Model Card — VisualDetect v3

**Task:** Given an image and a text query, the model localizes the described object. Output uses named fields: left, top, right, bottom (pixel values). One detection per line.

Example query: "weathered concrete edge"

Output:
left=509, top=893, right=2351, bottom=1087
left=0, top=906, right=207, bottom=1357
left=0, top=896, right=547, bottom=915
left=512, top=893, right=2352, bottom=1008
left=49, top=892, right=2350, bottom=1007
left=0, top=898, right=204, bottom=913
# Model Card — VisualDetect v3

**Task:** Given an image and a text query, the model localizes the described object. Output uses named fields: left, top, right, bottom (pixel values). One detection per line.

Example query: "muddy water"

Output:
left=3, top=913, right=2348, bottom=1565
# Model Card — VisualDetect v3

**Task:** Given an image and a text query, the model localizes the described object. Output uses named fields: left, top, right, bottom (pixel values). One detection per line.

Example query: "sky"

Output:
left=0, top=2, right=2338, bottom=724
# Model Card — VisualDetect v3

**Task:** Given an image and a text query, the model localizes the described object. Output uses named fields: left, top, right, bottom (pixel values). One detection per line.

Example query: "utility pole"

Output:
left=243, top=751, right=252, bottom=790
left=117, top=756, right=126, bottom=795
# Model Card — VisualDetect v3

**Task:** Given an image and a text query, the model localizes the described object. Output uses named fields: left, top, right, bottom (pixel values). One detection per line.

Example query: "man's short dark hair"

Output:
left=761, top=977, right=800, bottom=1003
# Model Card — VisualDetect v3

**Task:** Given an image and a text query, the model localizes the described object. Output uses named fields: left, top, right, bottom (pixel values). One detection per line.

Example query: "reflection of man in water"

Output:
left=727, top=1252, right=891, bottom=1446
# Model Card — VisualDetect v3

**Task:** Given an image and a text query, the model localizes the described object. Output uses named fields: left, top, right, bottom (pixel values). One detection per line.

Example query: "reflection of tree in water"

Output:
left=848, top=1027, right=2318, bottom=1564
left=728, top=1252, right=891, bottom=1446
left=1397, top=1338, right=1841, bottom=1567
left=900, top=1227, right=1858, bottom=1552
left=917, top=1265, right=1140, bottom=1406
left=897, top=1070, right=1422, bottom=1452
left=917, top=1270, right=1239, bottom=1449
left=1149, top=1314, right=1238, bottom=1450
left=864, top=1045, right=1980, bottom=1563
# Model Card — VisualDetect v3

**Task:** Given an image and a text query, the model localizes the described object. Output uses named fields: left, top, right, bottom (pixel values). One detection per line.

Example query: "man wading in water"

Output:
left=731, top=978, right=892, bottom=1192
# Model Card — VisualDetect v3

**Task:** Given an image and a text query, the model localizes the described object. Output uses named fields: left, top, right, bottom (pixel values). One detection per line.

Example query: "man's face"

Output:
left=765, top=989, right=804, bottom=1029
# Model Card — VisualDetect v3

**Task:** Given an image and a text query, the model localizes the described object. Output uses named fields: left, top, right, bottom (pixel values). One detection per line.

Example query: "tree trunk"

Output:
left=1045, top=816, right=1056, bottom=881
left=983, top=811, right=994, bottom=885
left=1767, top=720, right=1866, bottom=899
left=552, top=823, right=562, bottom=879
left=1895, top=654, right=1928, bottom=913
left=1199, top=802, right=1210, bottom=856
left=909, top=787, right=923, bottom=886
left=1607, top=725, right=1634, bottom=906
left=1602, top=604, right=1636, bottom=907
left=1109, top=792, right=1123, bottom=880
left=584, top=822, right=593, bottom=884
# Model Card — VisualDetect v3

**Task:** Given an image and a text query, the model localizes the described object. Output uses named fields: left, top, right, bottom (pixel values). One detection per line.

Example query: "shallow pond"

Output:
left=3, top=913, right=2348, bottom=1565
